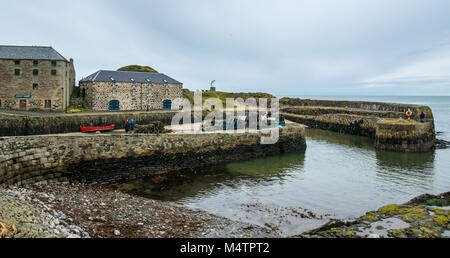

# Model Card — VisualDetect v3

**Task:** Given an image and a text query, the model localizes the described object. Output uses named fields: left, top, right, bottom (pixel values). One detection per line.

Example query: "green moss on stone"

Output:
left=378, top=204, right=402, bottom=215
left=345, top=231, right=356, bottom=237
left=360, top=212, right=379, bottom=222
left=391, top=228, right=408, bottom=238
left=400, top=213, right=426, bottom=223
left=433, top=215, right=448, bottom=225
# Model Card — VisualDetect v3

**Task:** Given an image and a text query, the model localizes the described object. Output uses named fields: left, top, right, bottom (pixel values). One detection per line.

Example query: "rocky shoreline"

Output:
left=2, top=182, right=449, bottom=238
left=298, top=191, right=450, bottom=238
left=0, top=183, right=278, bottom=238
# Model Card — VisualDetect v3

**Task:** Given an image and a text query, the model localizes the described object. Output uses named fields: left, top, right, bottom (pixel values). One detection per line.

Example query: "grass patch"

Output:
left=118, top=65, right=158, bottom=73
left=67, top=106, right=90, bottom=113
left=426, top=198, right=448, bottom=207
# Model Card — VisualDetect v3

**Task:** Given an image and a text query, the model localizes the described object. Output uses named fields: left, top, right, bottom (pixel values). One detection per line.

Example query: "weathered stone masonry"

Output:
left=0, top=125, right=306, bottom=186
left=79, top=81, right=182, bottom=111
left=281, top=98, right=436, bottom=152
left=79, top=70, right=183, bottom=111
left=0, top=46, right=75, bottom=112
left=0, top=111, right=182, bottom=137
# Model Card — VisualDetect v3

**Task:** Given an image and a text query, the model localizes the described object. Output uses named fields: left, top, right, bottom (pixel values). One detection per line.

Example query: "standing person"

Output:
left=420, top=112, right=426, bottom=123
left=124, top=120, right=130, bottom=134
left=130, top=119, right=136, bottom=133
left=280, top=115, right=286, bottom=127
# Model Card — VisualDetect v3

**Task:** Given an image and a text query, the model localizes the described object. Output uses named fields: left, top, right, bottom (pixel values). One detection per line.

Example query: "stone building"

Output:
left=79, top=70, right=183, bottom=111
left=0, top=45, right=75, bottom=111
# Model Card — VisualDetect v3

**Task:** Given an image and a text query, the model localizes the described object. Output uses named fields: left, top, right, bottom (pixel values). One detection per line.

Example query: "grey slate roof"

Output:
left=80, top=70, right=183, bottom=84
left=0, top=45, right=67, bottom=61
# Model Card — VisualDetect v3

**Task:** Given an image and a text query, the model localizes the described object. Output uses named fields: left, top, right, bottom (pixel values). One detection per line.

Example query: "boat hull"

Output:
left=80, top=125, right=115, bottom=133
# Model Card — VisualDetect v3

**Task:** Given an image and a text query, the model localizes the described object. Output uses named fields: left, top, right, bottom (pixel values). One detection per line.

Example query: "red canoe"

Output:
left=80, top=125, right=115, bottom=133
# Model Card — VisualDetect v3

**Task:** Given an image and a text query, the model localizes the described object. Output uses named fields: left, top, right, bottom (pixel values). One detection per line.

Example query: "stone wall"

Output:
left=280, top=98, right=434, bottom=121
left=0, top=111, right=180, bottom=136
left=0, top=59, right=74, bottom=112
left=0, top=125, right=306, bottom=186
left=281, top=98, right=436, bottom=152
left=284, top=113, right=379, bottom=138
left=79, top=81, right=183, bottom=111
left=375, top=120, right=436, bottom=152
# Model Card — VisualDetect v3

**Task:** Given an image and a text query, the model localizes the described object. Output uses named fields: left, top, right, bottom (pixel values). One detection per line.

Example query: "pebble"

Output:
left=114, top=230, right=121, bottom=236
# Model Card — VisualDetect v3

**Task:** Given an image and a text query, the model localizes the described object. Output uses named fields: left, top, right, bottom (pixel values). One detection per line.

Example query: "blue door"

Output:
left=109, top=100, right=120, bottom=111
left=163, top=100, right=172, bottom=110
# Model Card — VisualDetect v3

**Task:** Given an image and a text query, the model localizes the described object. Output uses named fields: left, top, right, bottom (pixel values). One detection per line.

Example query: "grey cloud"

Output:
left=2, top=0, right=450, bottom=96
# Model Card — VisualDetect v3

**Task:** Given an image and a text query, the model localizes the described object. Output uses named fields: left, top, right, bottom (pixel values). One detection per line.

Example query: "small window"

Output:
left=51, top=70, right=57, bottom=76
left=14, top=69, right=20, bottom=75
left=33, top=60, right=39, bottom=66
left=165, top=89, right=169, bottom=96
left=112, top=82, right=116, bottom=87
left=132, top=88, right=136, bottom=96
left=132, top=99, right=137, bottom=105
left=51, top=61, right=57, bottom=66
left=112, top=88, right=117, bottom=95
left=33, top=83, right=38, bottom=90
left=14, top=60, right=20, bottom=65
left=45, top=100, right=51, bottom=109
left=33, top=69, right=39, bottom=76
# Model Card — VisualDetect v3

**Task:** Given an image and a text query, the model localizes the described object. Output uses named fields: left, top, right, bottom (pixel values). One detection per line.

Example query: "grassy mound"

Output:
left=118, top=65, right=158, bottom=73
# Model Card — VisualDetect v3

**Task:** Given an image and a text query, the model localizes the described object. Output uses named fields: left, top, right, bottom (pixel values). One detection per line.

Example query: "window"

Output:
left=14, top=69, right=20, bottom=75
left=132, top=88, right=136, bottom=96
left=33, top=60, right=39, bottom=66
left=51, top=61, right=57, bottom=67
left=33, top=83, right=38, bottom=90
left=165, top=84, right=169, bottom=95
left=112, top=88, right=117, bottom=95
left=14, top=60, right=20, bottom=65
left=132, top=99, right=137, bottom=105
left=51, top=70, right=57, bottom=76
left=45, top=100, right=51, bottom=109
left=33, top=69, right=39, bottom=76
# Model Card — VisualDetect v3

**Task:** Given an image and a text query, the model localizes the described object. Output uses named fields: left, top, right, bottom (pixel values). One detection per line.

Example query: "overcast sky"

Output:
left=2, top=0, right=450, bottom=96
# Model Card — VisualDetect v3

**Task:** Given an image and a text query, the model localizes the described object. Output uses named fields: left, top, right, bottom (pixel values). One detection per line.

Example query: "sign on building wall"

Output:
left=14, top=94, right=32, bottom=98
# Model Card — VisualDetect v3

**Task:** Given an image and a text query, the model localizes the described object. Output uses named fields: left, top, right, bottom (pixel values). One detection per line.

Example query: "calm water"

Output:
left=114, top=96, right=450, bottom=236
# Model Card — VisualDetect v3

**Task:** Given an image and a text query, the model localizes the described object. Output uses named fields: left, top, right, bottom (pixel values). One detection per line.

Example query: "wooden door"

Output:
left=19, top=100, right=27, bottom=110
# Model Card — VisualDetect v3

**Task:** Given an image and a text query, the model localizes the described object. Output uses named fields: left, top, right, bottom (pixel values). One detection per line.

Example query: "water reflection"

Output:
left=112, top=126, right=446, bottom=236
left=306, top=129, right=374, bottom=149
left=375, top=150, right=436, bottom=192
left=113, top=151, right=306, bottom=202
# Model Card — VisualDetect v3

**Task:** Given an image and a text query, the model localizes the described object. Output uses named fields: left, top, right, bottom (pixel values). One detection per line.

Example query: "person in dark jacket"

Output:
left=124, top=120, right=130, bottom=133
left=420, top=112, right=426, bottom=123
left=130, top=120, right=136, bottom=133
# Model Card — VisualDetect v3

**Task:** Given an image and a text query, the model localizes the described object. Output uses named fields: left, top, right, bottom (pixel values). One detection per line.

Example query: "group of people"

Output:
left=125, top=119, right=136, bottom=134
left=405, top=109, right=426, bottom=123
